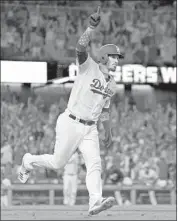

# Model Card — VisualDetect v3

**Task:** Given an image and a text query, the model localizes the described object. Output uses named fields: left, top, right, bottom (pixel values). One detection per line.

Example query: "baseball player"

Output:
left=18, top=6, right=124, bottom=215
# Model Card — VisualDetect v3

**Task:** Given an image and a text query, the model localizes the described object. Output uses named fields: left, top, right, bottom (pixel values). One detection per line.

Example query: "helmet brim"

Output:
left=108, top=53, right=124, bottom=59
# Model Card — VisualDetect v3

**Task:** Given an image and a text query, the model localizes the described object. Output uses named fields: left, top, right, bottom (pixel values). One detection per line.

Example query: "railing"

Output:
left=2, top=184, right=176, bottom=206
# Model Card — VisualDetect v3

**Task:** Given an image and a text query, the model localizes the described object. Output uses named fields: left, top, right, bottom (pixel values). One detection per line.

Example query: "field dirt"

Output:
left=1, top=205, right=176, bottom=220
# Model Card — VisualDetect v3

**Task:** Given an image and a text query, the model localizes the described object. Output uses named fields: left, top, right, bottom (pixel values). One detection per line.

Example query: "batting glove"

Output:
left=89, top=6, right=101, bottom=29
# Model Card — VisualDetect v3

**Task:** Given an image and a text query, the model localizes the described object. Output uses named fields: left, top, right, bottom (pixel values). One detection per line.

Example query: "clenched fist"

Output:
left=89, top=6, right=101, bottom=29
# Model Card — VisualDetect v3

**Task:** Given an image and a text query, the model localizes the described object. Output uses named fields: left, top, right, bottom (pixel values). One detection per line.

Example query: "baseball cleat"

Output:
left=18, top=153, right=33, bottom=183
left=88, top=196, right=115, bottom=216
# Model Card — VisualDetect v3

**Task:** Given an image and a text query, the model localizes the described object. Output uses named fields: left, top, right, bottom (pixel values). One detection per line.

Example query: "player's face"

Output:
left=107, top=55, right=120, bottom=72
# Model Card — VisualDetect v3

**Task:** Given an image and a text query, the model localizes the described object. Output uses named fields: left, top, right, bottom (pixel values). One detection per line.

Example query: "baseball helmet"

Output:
left=97, top=44, right=124, bottom=64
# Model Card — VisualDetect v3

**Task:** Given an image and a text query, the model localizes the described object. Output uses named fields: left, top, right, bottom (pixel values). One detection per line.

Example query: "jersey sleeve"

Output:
left=76, top=53, right=93, bottom=74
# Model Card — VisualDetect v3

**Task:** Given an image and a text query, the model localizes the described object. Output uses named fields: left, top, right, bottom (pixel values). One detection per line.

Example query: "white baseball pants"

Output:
left=29, top=110, right=102, bottom=209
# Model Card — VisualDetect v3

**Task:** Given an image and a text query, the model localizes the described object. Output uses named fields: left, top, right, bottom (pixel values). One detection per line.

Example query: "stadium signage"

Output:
left=1, top=61, right=47, bottom=83
left=69, top=63, right=176, bottom=84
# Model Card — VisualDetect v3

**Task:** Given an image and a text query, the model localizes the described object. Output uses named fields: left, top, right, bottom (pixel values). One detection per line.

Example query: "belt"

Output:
left=69, top=114, right=95, bottom=126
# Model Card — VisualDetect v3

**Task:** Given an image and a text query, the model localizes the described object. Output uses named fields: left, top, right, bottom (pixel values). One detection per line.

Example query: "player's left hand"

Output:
left=104, top=130, right=112, bottom=148
left=89, top=6, right=101, bottom=29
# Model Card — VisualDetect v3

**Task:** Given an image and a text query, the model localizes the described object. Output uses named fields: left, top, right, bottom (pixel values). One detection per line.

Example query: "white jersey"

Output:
left=67, top=55, right=117, bottom=121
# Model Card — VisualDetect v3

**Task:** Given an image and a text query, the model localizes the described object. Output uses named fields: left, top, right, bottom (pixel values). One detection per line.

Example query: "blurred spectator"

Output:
left=125, top=20, right=141, bottom=49
left=100, top=8, right=112, bottom=32
left=159, top=26, right=176, bottom=65
left=156, top=150, right=169, bottom=188
left=45, top=20, right=56, bottom=44
left=137, top=14, right=153, bottom=41
left=146, top=37, right=161, bottom=66
left=28, top=4, right=43, bottom=29
left=132, top=42, right=148, bottom=65
left=1, top=140, right=13, bottom=166
left=168, top=163, right=176, bottom=187
left=1, top=177, right=11, bottom=208
left=138, top=162, right=158, bottom=205
left=28, top=28, right=44, bottom=59
left=1, top=139, right=13, bottom=180
left=33, top=122, right=45, bottom=141
left=63, top=151, right=79, bottom=206
left=138, top=162, right=158, bottom=186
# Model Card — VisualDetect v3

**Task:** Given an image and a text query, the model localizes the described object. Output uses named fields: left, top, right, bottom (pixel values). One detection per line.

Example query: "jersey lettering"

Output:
left=90, top=79, right=114, bottom=98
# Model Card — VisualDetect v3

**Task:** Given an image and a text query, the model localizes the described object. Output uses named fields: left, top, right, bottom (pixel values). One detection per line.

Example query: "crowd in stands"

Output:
left=1, top=0, right=177, bottom=65
left=1, top=88, right=176, bottom=189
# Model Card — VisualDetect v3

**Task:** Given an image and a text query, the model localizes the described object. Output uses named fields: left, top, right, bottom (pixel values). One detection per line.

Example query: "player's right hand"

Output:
left=89, top=6, right=101, bottom=29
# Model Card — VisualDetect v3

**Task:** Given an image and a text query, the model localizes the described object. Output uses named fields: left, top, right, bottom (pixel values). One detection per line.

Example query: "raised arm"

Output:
left=76, top=6, right=101, bottom=65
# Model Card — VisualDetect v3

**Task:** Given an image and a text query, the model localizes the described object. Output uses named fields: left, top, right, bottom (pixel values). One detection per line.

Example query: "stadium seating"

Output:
left=0, top=1, right=176, bottom=65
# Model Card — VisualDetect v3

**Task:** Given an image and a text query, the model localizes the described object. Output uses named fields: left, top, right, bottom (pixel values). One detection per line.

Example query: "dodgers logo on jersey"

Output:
left=90, top=79, right=114, bottom=99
